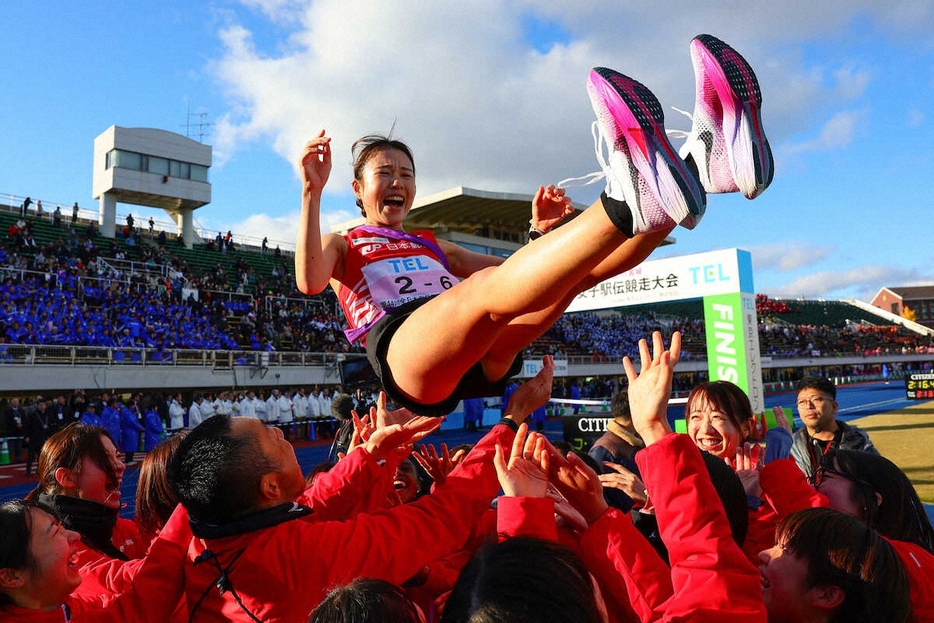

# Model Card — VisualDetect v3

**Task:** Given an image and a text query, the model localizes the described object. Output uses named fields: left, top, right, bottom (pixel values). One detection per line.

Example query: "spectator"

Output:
left=143, top=403, right=165, bottom=452
left=188, top=394, right=205, bottom=429
left=199, top=391, right=217, bottom=424
left=120, top=400, right=144, bottom=465
left=80, top=403, right=102, bottom=427
left=277, top=388, right=295, bottom=437
left=462, top=397, right=484, bottom=432
left=49, top=393, right=76, bottom=433
left=168, top=392, right=186, bottom=431
left=23, top=397, right=52, bottom=477
left=266, top=389, right=280, bottom=425
left=2, top=398, right=25, bottom=464
left=239, top=390, right=258, bottom=419
left=791, top=376, right=878, bottom=480
left=101, top=397, right=122, bottom=447
left=588, top=389, right=645, bottom=512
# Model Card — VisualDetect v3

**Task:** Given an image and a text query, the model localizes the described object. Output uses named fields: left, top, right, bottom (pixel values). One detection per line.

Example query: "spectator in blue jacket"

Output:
left=80, top=404, right=102, bottom=427
left=101, top=398, right=122, bottom=446
left=120, top=400, right=144, bottom=465
left=143, top=404, right=165, bottom=452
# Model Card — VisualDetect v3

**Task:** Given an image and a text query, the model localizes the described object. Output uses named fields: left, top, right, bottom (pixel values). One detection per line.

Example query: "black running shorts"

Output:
left=365, top=297, right=523, bottom=417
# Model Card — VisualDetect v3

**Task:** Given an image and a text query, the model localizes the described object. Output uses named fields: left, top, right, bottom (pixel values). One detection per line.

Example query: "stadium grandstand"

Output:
left=3, top=187, right=934, bottom=399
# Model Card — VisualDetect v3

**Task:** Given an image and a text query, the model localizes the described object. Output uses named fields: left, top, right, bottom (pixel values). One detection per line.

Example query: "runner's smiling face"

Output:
left=352, top=148, right=416, bottom=230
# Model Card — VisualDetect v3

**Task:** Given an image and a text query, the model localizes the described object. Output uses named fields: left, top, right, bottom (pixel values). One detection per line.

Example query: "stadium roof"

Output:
left=331, top=186, right=676, bottom=246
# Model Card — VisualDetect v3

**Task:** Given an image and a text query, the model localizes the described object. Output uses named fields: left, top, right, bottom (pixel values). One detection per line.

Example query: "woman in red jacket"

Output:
left=24, top=424, right=148, bottom=604
left=0, top=499, right=189, bottom=623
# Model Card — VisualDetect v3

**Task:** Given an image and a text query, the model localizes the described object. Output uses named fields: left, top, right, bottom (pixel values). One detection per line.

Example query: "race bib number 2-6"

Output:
left=362, top=256, right=458, bottom=308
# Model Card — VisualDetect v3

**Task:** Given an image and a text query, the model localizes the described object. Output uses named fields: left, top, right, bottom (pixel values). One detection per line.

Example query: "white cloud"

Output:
left=768, top=265, right=934, bottom=301
left=785, top=108, right=866, bottom=155
left=218, top=207, right=357, bottom=251
left=207, top=1, right=934, bottom=209
left=750, top=242, right=835, bottom=272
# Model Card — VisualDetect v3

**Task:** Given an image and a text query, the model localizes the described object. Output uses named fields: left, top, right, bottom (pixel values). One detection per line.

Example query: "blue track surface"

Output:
left=3, top=381, right=931, bottom=523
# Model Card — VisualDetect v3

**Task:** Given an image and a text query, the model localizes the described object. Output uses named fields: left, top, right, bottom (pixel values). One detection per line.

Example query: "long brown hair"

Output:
left=135, top=432, right=187, bottom=546
left=26, top=424, right=118, bottom=500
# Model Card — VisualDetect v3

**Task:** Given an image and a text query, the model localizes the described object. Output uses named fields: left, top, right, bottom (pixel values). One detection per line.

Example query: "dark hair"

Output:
left=167, top=415, right=272, bottom=524
left=825, top=450, right=934, bottom=554
left=441, top=537, right=602, bottom=623
left=610, top=390, right=631, bottom=424
left=0, top=500, right=58, bottom=606
left=778, top=508, right=909, bottom=623
left=30, top=424, right=118, bottom=498
left=136, top=432, right=187, bottom=545
left=686, top=381, right=754, bottom=433
left=351, top=134, right=416, bottom=216
left=701, top=451, right=748, bottom=547
left=310, top=578, right=422, bottom=623
left=795, top=376, right=837, bottom=399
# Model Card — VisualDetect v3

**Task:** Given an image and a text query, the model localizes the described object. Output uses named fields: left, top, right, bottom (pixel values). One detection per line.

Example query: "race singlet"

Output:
left=361, top=255, right=457, bottom=309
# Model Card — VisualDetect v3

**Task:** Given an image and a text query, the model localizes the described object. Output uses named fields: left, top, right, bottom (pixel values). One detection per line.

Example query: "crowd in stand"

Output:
left=5, top=210, right=934, bottom=365
left=0, top=335, right=931, bottom=622
left=544, top=308, right=934, bottom=363
left=0, top=213, right=360, bottom=355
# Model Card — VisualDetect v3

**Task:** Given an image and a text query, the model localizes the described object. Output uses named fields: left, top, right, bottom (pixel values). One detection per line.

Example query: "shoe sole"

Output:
left=589, top=67, right=705, bottom=229
left=692, top=34, right=774, bottom=198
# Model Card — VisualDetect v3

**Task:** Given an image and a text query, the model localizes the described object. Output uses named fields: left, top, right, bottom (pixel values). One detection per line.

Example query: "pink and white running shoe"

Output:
left=681, top=34, right=773, bottom=199
left=587, top=67, right=705, bottom=235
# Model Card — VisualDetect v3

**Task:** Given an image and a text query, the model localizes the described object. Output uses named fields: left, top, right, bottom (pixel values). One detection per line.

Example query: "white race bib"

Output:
left=362, top=255, right=458, bottom=308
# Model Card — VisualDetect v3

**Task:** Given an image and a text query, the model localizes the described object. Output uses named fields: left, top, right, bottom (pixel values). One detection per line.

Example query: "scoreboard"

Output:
left=906, top=373, right=934, bottom=399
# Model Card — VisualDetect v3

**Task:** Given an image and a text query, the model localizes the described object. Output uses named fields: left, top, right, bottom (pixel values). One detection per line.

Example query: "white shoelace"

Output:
left=556, top=122, right=608, bottom=190
left=557, top=112, right=693, bottom=191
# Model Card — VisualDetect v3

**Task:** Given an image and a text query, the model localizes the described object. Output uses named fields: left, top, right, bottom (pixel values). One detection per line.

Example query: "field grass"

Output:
left=851, top=401, right=934, bottom=503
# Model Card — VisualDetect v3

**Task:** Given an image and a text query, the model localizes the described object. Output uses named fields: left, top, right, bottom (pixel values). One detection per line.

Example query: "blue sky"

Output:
left=1, top=1, right=933, bottom=303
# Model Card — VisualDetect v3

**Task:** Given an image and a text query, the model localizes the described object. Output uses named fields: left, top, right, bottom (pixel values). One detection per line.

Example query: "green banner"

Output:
left=703, top=292, right=749, bottom=391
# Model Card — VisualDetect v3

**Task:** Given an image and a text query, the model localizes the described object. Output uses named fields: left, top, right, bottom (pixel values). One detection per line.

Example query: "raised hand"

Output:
left=530, top=185, right=574, bottom=234
left=622, top=331, right=681, bottom=446
left=551, top=452, right=608, bottom=527
left=598, top=462, right=648, bottom=506
left=413, top=443, right=466, bottom=487
left=504, top=355, right=555, bottom=423
left=375, top=392, right=418, bottom=429
left=494, top=423, right=550, bottom=498
left=772, top=405, right=792, bottom=432
left=364, top=415, right=442, bottom=460
left=300, top=130, right=332, bottom=191
left=725, top=441, right=763, bottom=497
